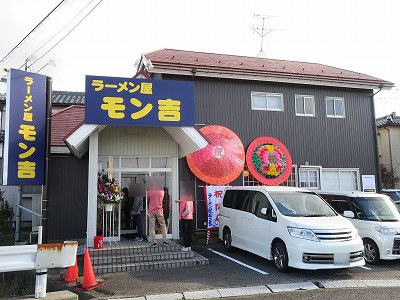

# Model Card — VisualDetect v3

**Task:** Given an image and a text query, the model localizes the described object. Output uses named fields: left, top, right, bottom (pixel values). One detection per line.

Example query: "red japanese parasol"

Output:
left=186, top=125, right=245, bottom=185
left=246, top=136, right=292, bottom=186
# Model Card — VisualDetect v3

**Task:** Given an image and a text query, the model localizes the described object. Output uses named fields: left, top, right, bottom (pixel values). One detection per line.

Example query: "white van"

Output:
left=218, top=186, right=364, bottom=272
left=318, top=191, right=400, bottom=264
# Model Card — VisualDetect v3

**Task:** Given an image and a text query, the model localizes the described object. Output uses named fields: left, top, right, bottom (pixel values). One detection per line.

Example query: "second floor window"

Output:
left=251, top=92, right=284, bottom=111
left=295, top=95, right=315, bottom=116
left=326, top=97, right=345, bottom=118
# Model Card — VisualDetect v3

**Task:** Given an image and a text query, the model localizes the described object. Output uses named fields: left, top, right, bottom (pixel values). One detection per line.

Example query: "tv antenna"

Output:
left=252, top=14, right=280, bottom=58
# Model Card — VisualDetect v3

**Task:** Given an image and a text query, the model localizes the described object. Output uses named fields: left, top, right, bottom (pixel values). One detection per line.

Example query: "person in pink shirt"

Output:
left=176, top=196, right=194, bottom=251
left=147, top=188, right=168, bottom=246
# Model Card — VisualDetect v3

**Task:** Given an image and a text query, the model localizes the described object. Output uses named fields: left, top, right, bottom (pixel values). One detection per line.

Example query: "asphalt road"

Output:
left=218, top=287, right=400, bottom=300
left=43, top=238, right=400, bottom=299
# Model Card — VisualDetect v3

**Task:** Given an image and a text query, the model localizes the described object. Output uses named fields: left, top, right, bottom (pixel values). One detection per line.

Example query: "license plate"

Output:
left=334, top=253, right=350, bottom=265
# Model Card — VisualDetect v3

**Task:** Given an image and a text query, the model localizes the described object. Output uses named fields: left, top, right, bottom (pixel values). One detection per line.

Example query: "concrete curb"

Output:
left=107, top=279, right=400, bottom=300
left=19, top=290, right=78, bottom=300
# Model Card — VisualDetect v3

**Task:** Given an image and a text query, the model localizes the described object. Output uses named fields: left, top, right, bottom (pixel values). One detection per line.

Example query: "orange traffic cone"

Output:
left=76, top=248, right=103, bottom=291
left=60, top=257, right=78, bottom=285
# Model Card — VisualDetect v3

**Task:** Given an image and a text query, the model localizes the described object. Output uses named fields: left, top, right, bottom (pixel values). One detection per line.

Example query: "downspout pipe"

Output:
left=384, top=125, right=394, bottom=188
left=372, top=86, right=383, bottom=192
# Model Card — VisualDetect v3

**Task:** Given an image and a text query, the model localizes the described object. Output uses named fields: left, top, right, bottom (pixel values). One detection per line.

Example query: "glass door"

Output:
left=120, top=173, right=147, bottom=237
left=145, top=172, right=172, bottom=242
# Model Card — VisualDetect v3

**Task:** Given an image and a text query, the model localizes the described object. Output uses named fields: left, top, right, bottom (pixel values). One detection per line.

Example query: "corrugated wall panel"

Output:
left=155, top=74, right=378, bottom=229
left=98, top=126, right=178, bottom=156
left=48, top=155, right=88, bottom=241
left=192, top=77, right=377, bottom=176
left=162, top=74, right=378, bottom=177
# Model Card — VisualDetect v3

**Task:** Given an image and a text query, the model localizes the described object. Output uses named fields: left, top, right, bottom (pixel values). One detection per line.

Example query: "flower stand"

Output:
left=102, top=203, right=121, bottom=243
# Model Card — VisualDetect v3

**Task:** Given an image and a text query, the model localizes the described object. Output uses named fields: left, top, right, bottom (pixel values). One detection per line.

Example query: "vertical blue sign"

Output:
left=3, top=69, right=47, bottom=185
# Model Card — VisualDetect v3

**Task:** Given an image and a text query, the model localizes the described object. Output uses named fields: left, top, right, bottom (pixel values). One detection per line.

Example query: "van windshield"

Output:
left=268, top=191, right=337, bottom=217
left=354, top=196, right=400, bottom=222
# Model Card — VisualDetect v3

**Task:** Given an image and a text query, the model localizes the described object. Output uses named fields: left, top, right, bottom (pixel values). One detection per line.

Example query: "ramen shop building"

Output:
left=45, top=48, right=394, bottom=244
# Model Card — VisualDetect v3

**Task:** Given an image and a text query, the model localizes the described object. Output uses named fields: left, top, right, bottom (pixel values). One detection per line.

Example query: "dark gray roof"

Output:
left=376, top=112, right=400, bottom=127
left=0, top=90, right=85, bottom=105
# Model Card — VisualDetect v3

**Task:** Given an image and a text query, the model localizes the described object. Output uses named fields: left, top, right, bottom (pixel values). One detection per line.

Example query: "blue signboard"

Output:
left=3, top=69, right=47, bottom=185
left=85, top=75, right=195, bottom=126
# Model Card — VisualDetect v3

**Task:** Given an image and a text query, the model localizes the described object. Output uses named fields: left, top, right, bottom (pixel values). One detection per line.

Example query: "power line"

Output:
left=0, top=0, right=67, bottom=65
left=23, top=0, right=104, bottom=70
left=1, top=1, right=71, bottom=67
left=30, top=0, right=97, bottom=59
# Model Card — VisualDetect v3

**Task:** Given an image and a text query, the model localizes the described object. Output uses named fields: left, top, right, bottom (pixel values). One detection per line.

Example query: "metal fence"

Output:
left=0, top=229, right=37, bottom=246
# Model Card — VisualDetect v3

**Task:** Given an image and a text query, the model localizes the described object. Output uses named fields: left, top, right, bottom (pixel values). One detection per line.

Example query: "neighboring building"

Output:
left=0, top=49, right=394, bottom=245
left=376, top=112, right=400, bottom=189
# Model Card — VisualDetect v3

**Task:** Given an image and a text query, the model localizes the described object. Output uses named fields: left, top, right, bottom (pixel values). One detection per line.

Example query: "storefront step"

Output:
left=89, top=240, right=182, bottom=257
left=88, top=240, right=209, bottom=274
left=92, top=249, right=194, bottom=265
left=93, top=252, right=208, bottom=274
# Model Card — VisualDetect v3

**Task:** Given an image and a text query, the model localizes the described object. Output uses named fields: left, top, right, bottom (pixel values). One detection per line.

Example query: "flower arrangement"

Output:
left=253, top=143, right=287, bottom=178
left=97, top=174, right=123, bottom=204
left=246, top=136, right=293, bottom=186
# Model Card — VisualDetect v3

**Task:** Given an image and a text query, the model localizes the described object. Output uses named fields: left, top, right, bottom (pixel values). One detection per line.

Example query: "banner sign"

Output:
left=85, top=75, right=195, bottom=126
left=3, top=69, right=47, bottom=185
left=204, top=185, right=228, bottom=230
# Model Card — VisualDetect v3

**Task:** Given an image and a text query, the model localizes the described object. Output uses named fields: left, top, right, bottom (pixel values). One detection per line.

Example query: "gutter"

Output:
left=148, top=66, right=392, bottom=90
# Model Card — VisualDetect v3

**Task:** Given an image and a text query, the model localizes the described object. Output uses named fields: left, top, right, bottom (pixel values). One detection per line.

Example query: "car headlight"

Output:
left=287, top=226, right=320, bottom=242
left=375, top=227, right=400, bottom=235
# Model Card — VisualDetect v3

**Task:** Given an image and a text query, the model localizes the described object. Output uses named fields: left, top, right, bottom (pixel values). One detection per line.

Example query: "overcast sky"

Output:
left=1, top=0, right=399, bottom=117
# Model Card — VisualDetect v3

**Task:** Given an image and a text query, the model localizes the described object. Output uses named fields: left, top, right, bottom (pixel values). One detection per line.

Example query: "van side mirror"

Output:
left=343, top=210, right=355, bottom=218
left=260, top=208, right=268, bottom=215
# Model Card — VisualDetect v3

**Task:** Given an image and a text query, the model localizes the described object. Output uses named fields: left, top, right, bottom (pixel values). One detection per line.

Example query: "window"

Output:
left=223, top=190, right=235, bottom=208
left=254, top=192, right=271, bottom=219
left=223, top=190, right=253, bottom=210
left=299, top=169, right=319, bottom=189
left=329, top=199, right=351, bottom=215
left=251, top=92, right=284, bottom=111
left=295, top=95, right=315, bottom=116
left=243, top=165, right=298, bottom=187
left=321, top=169, right=359, bottom=191
left=326, top=97, right=345, bottom=118
left=377, top=132, right=382, bottom=156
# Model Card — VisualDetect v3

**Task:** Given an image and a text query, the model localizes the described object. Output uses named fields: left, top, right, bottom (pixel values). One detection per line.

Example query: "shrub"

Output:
left=0, top=189, right=14, bottom=234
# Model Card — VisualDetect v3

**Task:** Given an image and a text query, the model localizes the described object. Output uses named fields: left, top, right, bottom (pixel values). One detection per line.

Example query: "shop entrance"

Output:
left=121, top=172, right=172, bottom=240
left=97, top=155, right=173, bottom=242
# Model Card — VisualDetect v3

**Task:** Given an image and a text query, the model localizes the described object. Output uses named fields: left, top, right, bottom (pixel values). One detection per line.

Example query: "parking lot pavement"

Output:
left=46, top=238, right=400, bottom=300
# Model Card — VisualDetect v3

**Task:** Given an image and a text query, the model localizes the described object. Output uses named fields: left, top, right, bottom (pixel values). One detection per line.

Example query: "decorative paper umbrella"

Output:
left=246, top=137, right=292, bottom=185
left=186, top=125, right=245, bottom=185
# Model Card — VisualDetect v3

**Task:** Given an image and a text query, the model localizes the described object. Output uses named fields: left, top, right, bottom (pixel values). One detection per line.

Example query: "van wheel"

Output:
left=223, top=228, right=233, bottom=252
left=272, top=241, right=289, bottom=272
left=363, top=238, right=380, bottom=264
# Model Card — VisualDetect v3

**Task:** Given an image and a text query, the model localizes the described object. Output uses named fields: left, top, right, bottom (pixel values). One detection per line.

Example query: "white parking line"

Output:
left=208, top=248, right=269, bottom=275
left=359, top=265, right=372, bottom=270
